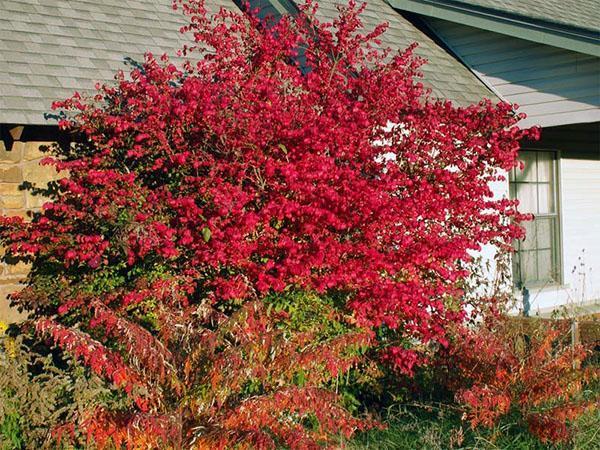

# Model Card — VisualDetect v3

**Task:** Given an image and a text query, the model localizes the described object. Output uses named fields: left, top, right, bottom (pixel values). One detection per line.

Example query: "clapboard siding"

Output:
left=500, top=73, right=599, bottom=96
left=524, top=106, right=598, bottom=129
left=481, top=59, right=599, bottom=87
left=557, top=156, right=600, bottom=305
left=425, top=19, right=600, bottom=128
left=478, top=58, right=598, bottom=83
left=461, top=45, right=566, bottom=67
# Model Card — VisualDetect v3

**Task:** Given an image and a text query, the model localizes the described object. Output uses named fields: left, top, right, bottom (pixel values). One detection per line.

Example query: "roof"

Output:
left=460, top=0, right=600, bottom=33
left=0, top=0, right=234, bottom=125
left=0, top=0, right=493, bottom=125
left=386, top=0, right=600, bottom=56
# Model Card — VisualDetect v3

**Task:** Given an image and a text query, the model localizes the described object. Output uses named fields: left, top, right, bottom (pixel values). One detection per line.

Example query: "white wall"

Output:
left=477, top=172, right=510, bottom=282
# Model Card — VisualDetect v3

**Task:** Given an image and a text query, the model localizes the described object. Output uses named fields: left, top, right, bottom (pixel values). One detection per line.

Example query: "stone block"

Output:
left=22, top=160, right=58, bottom=183
left=23, top=141, right=51, bottom=161
left=0, top=166, right=22, bottom=183
left=0, top=142, right=23, bottom=164
left=3, top=261, right=31, bottom=276
left=0, top=183, right=21, bottom=195
left=0, top=285, right=27, bottom=324
left=0, top=195, right=25, bottom=210
left=25, top=192, right=49, bottom=209
left=1, top=210, right=29, bottom=220
left=0, top=276, right=17, bottom=286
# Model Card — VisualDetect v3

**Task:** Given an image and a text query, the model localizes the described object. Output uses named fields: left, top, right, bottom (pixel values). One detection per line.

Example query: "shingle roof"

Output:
left=455, top=0, right=600, bottom=33
left=0, top=0, right=234, bottom=125
left=387, top=0, right=599, bottom=57
left=0, top=0, right=493, bottom=125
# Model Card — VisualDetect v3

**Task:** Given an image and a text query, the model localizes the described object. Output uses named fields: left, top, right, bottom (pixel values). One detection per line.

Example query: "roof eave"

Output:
left=386, top=0, right=600, bottom=57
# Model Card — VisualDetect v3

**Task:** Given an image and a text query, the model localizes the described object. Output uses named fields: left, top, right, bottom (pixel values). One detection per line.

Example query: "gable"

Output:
left=313, top=0, right=494, bottom=105
left=423, top=18, right=600, bottom=128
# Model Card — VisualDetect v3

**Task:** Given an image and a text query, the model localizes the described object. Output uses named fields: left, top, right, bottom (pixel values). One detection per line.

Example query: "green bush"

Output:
left=0, top=325, right=123, bottom=449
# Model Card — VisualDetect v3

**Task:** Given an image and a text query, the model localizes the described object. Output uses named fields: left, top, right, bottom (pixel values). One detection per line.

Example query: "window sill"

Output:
left=513, top=283, right=570, bottom=296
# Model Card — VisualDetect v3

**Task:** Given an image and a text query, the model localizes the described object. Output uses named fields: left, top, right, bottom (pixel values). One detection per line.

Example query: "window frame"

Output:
left=509, top=148, right=563, bottom=289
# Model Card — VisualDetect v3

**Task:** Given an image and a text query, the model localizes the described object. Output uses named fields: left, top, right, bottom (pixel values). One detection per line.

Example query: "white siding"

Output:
left=425, top=19, right=600, bottom=128
left=476, top=172, right=510, bottom=285
left=558, top=157, right=600, bottom=302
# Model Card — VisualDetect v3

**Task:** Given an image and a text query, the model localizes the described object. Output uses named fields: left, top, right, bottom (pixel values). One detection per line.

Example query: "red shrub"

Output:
left=0, top=0, right=537, bottom=447
left=449, top=315, right=598, bottom=444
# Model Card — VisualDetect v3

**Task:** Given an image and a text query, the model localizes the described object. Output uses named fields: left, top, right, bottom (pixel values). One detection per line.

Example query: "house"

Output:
left=386, top=0, right=600, bottom=315
left=0, top=0, right=597, bottom=321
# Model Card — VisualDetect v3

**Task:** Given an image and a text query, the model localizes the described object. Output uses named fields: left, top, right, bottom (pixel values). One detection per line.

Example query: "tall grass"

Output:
left=348, top=403, right=599, bottom=450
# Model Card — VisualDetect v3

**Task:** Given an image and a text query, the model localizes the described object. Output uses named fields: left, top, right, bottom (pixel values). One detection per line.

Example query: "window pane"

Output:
left=515, top=152, right=537, bottom=182
left=537, top=249, right=554, bottom=282
left=538, top=183, right=555, bottom=214
left=512, top=253, right=521, bottom=283
left=516, top=183, right=537, bottom=213
left=521, top=251, right=537, bottom=283
left=536, top=217, right=553, bottom=250
left=536, top=152, right=554, bottom=182
left=521, top=220, right=536, bottom=251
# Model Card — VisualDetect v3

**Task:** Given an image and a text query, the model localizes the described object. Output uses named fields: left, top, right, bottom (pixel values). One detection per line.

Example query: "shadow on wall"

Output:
left=523, top=122, right=600, bottom=159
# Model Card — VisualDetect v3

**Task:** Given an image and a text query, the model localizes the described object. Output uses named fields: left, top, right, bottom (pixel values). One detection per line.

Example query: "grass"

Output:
left=347, top=403, right=600, bottom=450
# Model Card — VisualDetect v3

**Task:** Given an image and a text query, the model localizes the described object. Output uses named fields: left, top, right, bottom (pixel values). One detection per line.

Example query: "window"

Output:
left=233, top=0, right=299, bottom=24
left=233, top=0, right=308, bottom=73
left=510, top=150, right=561, bottom=287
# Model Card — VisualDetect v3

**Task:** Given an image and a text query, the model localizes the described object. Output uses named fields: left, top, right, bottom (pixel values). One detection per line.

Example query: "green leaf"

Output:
left=201, top=226, right=212, bottom=242
left=278, top=144, right=288, bottom=154
left=295, top=368, right=306, bottom=387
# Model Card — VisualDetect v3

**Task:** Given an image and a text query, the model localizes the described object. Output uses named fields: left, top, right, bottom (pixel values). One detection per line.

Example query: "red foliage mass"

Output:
left=448, top=316, right=598, bottom=444
left=0, top=1, right=539, bottom=447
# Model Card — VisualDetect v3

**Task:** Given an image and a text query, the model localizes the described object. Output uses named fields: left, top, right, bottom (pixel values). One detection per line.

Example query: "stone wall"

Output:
left=0, top=138, right=58, bottom=323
